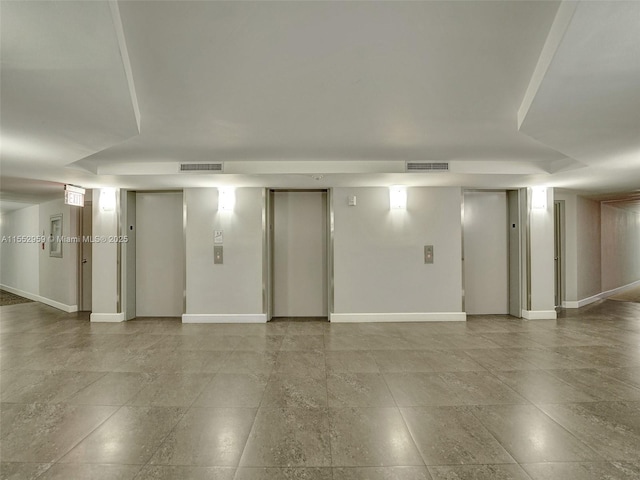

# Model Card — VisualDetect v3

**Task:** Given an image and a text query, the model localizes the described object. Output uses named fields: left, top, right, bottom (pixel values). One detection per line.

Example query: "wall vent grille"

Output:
left=179, top=163, right=223, bottom=172
left=406, top=162, right=449, bottom=172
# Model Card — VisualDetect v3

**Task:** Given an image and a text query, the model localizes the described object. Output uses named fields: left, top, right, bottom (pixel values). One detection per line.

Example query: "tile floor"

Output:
left=1, top=300, right=640, bottom=479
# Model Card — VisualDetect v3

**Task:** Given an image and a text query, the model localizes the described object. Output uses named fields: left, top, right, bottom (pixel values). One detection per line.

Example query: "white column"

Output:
left=523, top=187, right=557, bottom=319
left=90, top=188, right=124, bottom=322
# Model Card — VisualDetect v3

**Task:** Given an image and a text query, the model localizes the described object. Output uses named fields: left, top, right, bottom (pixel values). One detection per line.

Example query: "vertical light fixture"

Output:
left=531, top=187, right=547, bottom=210
left=100, top=188, right=116, bottom=211
left=218, top=187, right=235, bottom=212
left=389, top=185, right=407, bottom=210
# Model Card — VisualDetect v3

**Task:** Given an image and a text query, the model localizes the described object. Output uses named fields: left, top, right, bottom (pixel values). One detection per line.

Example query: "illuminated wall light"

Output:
left=218, top=187, right=235, bottom=212
left=531, top=187, right=548, bottom=210
left=100, top=188, right=117, bottom=212
left=389, top=186, right=407, bottom=210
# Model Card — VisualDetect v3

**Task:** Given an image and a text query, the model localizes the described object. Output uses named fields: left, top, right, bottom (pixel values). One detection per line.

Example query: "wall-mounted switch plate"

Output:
left=214, top=245, right=223, bottom=264
left=424, top=245, right=434, bottom=264
left=214, top=230, right=223, bottom=244
left=348, top=195, right=357, bottom=206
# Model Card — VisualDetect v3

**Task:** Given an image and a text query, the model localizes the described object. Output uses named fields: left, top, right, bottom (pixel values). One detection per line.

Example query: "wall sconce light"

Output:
left=100, top=188, right=116, bottom=212
left=218, top=187, right=235, bottom=212
left=531, top=187, right=547, bottom=210
left=389, top=186, right=407, bottom=210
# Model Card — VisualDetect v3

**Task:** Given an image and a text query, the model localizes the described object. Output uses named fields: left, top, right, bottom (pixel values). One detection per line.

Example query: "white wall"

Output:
left=576, top=196, right=602, bottom=299
left=9, top=186, right=633, bottom=323
left=273, top=191, right=327, bottom=317
left=183, top=188, right=264, bottom=322
left=555, top=191, right=603, bottom=305
left=1, top=200, right=80, bottom=312
left=0, top=205, right=40, bottom=296
left=38, top=199, right=78, bottom=310
left=332, top=187, right=464, bottom=321
left=602, top=203, right=640, bottom=292
left=554, top=191, right=639, bottom=308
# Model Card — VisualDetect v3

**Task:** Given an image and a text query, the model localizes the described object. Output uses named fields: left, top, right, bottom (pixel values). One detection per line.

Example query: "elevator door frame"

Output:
left=462, top=189, right=522, bottom=317
left=265, top=189, right=332, bottom=321
left=122, top=190, right=185, bottom=320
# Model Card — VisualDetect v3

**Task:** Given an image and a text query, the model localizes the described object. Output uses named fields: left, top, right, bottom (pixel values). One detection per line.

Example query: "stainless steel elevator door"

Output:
left=136, top=192, right=184, bottom=317
left=272, top=191, right=327, bottom=317
left=464, top=191, right=509, bottom=315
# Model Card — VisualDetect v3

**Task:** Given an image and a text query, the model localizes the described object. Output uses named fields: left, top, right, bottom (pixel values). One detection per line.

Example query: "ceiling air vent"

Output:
left=406, top=162, right=449, bottom=172
left=179, top=163, right=223, bottom=173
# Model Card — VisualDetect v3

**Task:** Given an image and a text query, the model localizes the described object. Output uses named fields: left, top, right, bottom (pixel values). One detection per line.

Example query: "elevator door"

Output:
left=272, top=191, right=327, bottom=317
left=464, top=191, right=509, bottom=314
left=136, top=192, right=184, bottom=317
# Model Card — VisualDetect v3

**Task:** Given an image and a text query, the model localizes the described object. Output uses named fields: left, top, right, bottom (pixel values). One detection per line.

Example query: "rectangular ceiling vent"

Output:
left=406, top=162, right=449, bottom=172
left=179, top=163, right=223, bottom=173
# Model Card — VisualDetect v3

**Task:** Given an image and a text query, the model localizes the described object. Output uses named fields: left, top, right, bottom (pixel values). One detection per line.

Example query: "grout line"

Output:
left=46, top=402, right=125, bottom=466
left=532, top=400, right=623, bottom=460
left=234, top=321, right=287, bottom=470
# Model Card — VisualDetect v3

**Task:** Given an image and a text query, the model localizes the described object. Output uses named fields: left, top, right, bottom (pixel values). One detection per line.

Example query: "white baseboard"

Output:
left=563, top=279, right=640, bottom=309
left=90, top=312, right=125, bottom=323
left=1, top=284, right=39, bottom=301
left=0, top=284, right=77, bottom=313
left=182, top=313, right=268, bottom=324
left=521, top=309, right=557, bottom=320
left=329, top=312, right=467, bottom=323
left=562, top=300, right=581, bottom=309
left=563, top=295, right=600, bottom=309
left=43, top=300, right=77, bottom=314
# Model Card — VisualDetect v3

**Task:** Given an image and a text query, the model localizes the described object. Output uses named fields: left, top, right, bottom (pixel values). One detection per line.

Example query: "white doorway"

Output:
left=508, top=190, right=522, bottom=317
left=554, top=200, right=564, bottom=309
left=135, top=191, right=184, bottom=317
left=463, top=191, right=509, bottom=315
left=270, top=190, right=328, bottom=318
left=78, top=200, right=92, bottom=312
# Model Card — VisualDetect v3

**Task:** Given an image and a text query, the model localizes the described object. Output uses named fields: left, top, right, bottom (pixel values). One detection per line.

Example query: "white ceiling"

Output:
left=1, top=0, right=639, bottom=211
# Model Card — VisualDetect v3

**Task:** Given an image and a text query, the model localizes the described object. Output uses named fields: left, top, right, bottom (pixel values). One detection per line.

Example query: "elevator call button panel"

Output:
left=214, top=245, right=223, bottom=264
left=424, top=245, right=434, bottom=264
